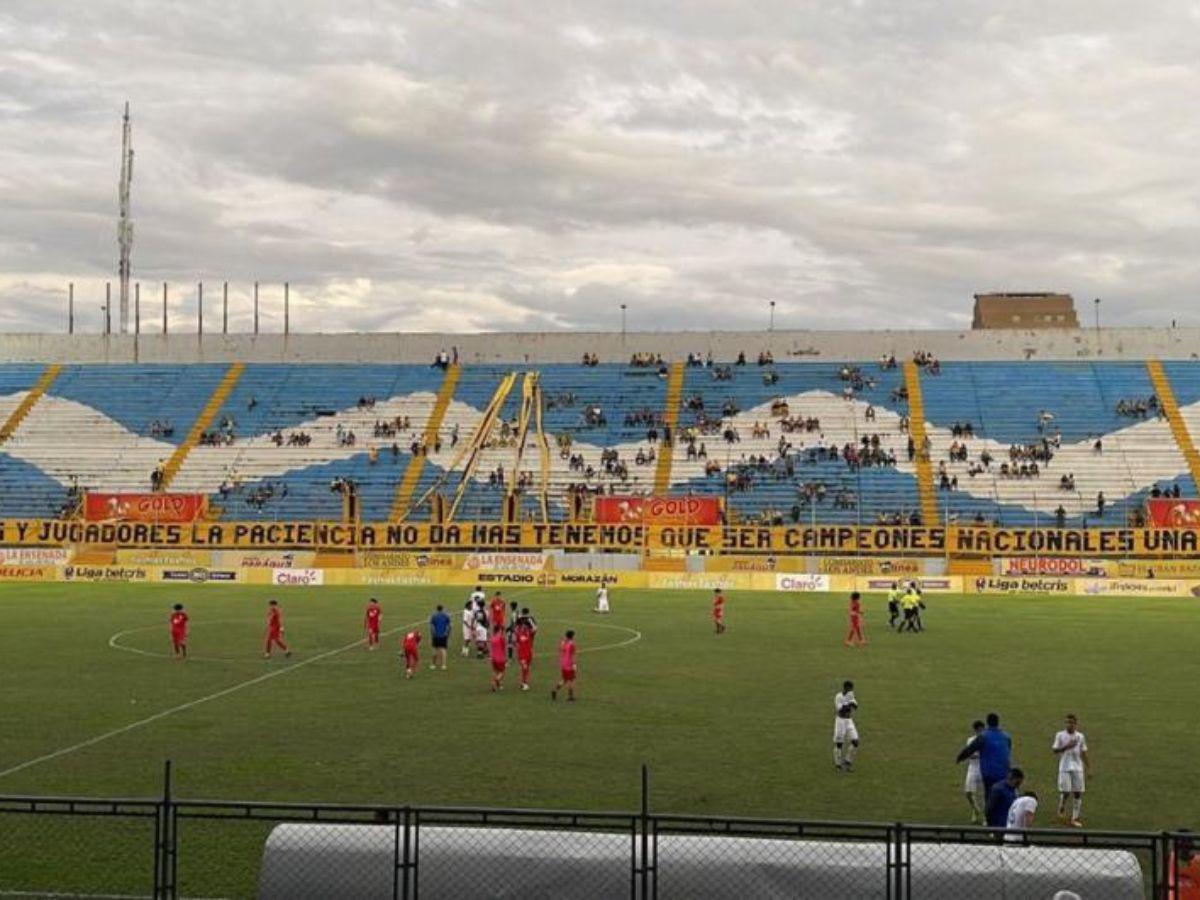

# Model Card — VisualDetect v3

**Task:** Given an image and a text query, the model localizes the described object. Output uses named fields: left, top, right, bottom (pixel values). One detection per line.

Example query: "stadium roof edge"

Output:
left=0, top=327, right=1197, bottom=364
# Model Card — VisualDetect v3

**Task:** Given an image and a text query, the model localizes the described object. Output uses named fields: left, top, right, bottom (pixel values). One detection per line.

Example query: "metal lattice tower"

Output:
left=117, top=102, right=134, bottom=334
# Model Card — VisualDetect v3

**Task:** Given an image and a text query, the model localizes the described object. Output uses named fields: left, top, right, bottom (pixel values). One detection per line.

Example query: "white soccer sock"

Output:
left=833, top=745, right=843, bottom=766
left=1072, top=797, right=1082, bottom=820
left=844, top=744, right=858, bottom=764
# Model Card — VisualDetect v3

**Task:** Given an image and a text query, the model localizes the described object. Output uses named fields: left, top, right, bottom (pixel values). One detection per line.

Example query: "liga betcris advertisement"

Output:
left=594, top=495, right=722, bottom=526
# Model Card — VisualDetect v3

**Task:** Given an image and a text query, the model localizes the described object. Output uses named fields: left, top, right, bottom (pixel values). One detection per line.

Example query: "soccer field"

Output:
left=1, top=582, right=1198, bottom=834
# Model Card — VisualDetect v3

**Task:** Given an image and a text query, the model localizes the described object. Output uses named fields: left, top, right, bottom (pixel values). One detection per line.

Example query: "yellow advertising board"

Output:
left=818, top=557, right=924, bottom=577
left=5, top=518, right=1200, bottom=558
left=1074, top=578, right=1200, bottom=598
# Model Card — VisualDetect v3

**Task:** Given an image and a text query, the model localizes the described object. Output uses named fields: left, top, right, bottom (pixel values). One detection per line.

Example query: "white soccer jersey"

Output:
left=1052, top=730, right=1087, bottom=773
left=596, top=587, right=609, bottom=610
left=964, top=736, right=981, bottom=782
left=835, top=691, right=857, bottom=717
left=470, top=590, right=485, bottom=606
left=1004, top=796, right=1038, bottom=840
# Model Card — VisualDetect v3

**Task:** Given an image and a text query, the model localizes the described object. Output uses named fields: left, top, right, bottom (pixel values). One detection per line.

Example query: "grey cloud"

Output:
left=0, top=0, right=1198, bottom=335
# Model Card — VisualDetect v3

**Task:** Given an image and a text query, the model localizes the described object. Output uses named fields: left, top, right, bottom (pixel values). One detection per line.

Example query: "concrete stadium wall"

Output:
left=0, top=326, right=1197, bottom=364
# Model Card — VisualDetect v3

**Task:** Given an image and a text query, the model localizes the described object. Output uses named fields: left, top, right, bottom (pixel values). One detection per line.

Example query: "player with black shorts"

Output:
left=428, top=604, right=452, bottom=670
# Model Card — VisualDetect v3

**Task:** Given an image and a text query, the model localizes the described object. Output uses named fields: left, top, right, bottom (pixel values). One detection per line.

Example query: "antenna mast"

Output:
left=117, top=102, right=134, bottom=334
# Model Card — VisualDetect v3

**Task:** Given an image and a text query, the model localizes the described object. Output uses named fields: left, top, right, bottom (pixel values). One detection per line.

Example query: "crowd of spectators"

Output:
left=1115, top=395, right=1161, bottom=419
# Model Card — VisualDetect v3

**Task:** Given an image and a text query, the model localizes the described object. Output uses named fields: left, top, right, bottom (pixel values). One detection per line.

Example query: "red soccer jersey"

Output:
left=365, top=605, right=381, bottom=631
left=403, top=631, right=421, bottom=654
left=489, top=597, right=506, bottom=628
left=559, top=638, right=576, bottom=672
left=849, top=598, right=862, bottom=620
left=490, top=631, right=507, bottom=665
left=267, top=607, right=283, bottom=632
left=170, top=611, right=188, bottom=634
left=515, top=626, right=534, bottom=661
left=713, top=594, right=726, bottom=618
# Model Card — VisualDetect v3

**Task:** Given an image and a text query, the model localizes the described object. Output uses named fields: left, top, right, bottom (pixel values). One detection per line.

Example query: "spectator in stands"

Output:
left=1096, top=492, right=1106, bottom=517
left=1055, top=505, right=1067, bottom=527
left=736, top=351, right=746, bottom=365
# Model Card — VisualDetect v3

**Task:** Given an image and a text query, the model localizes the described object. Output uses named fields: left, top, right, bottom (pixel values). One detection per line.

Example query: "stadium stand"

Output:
left=2, top=356, right=1200, bottom=526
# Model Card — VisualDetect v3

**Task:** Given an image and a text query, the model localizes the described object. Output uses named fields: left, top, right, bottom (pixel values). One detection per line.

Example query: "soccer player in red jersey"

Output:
left=402, top=629, right=421, bottom=679
left=712, top=589, right=726, bottom=634
left=551, top=629, right=577, bottom=702
left=844, top=591, right=867, bottom=647
left=489, top=626, right=507, bottom=692
left=489, top=592, right=506, bottom=631
left=169, top=603, right=189, bottom=660
left=364, top=597, right=382, bottom=650
left=263, top=599, right=291, bottom=658
left=514, top=619, right=535, bottom=691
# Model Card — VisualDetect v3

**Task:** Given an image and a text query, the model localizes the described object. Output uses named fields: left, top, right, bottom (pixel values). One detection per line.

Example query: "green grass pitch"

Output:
left=3, top=582, right=1200, bottom=830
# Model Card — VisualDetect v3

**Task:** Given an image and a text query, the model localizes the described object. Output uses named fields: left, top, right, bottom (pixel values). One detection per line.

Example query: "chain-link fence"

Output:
left=0, top=788, right=1193, bottom=899
left=0, top=796, right=160, bottom=898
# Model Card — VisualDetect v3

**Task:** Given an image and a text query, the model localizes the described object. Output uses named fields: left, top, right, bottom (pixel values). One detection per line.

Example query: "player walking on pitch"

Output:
left=514, top=617, right=535, bottom=690
left=169, top=603, right=189, bottom=660
left=263, top=599, right=290, bottom=658
left=461, top=601, right=475, bottom=657
left=712, top=589, right=726, bottom=634
left=489, top=625, right=507, bottom=692
left=552, top=629, right=578, bottom=702
left=844, top=592, right=867, bottom=647
left=1051, top=713, right=1090, bottom=826
left=429, top=605, right=451, bottom=670
left=401, top=629, right=421, bottom=679
left=364, top=597, right=382, bottom=650
left=962, top=720, right=986, bottom=823
left=833, top=680, right=860, bottom=772
left=595, top=580, right=610, bottom=613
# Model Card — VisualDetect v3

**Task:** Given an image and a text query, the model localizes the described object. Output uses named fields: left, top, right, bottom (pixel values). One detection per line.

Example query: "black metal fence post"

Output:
left=154, top=760, right=176, bottom=900
left=895, top=821, right=909, bottom=899
left=640, top=764, right=652, bottom=898
left=401, top=805, right=413, bottom=900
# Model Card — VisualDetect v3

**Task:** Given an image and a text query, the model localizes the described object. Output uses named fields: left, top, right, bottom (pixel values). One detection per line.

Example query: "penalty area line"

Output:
left=0, top=627, right=405, bottom=782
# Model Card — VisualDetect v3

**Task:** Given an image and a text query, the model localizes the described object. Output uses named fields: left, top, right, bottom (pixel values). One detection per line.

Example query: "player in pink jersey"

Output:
left=489, top=626, right=508, bottom=692
left=551, top=629, right=577, bottom=702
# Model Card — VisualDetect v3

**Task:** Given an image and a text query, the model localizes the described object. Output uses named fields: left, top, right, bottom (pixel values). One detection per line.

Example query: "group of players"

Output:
left=166, top=587, right=580, bottom=701
left=171, top=580, right=1091, bottom=835
left=833, top=684, right=1092, bottom=836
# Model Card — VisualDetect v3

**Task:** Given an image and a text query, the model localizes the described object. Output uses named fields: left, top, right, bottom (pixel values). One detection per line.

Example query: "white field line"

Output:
left=0, top=625, right=407, bottom=781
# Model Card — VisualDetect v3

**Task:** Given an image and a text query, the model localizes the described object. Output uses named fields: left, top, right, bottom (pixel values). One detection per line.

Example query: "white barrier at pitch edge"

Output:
left=257, top=824, right=1144, bottom=899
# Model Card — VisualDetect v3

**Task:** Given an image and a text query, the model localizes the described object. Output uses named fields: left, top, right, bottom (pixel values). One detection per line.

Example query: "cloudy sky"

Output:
left=1, top=1, right=1198, bottom=335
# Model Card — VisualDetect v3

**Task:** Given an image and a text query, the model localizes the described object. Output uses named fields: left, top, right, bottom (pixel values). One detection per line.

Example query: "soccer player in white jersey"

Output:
left=963, top=719, right=985, bottom=823
left=1005, top=792, right=1038, bottom=843
left=464, top=586, right=486, bottom=656
left=594, top=580, right=610, bottom=614
left=460, top=601, right=476, bottom=657
left=833, top=680, right=860, bottom=772
left=1051, top=713, right=1090, bottom=827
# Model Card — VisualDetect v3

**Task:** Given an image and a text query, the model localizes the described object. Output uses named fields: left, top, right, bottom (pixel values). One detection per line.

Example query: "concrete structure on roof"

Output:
left=972, top=293, right=1079, bottom=330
